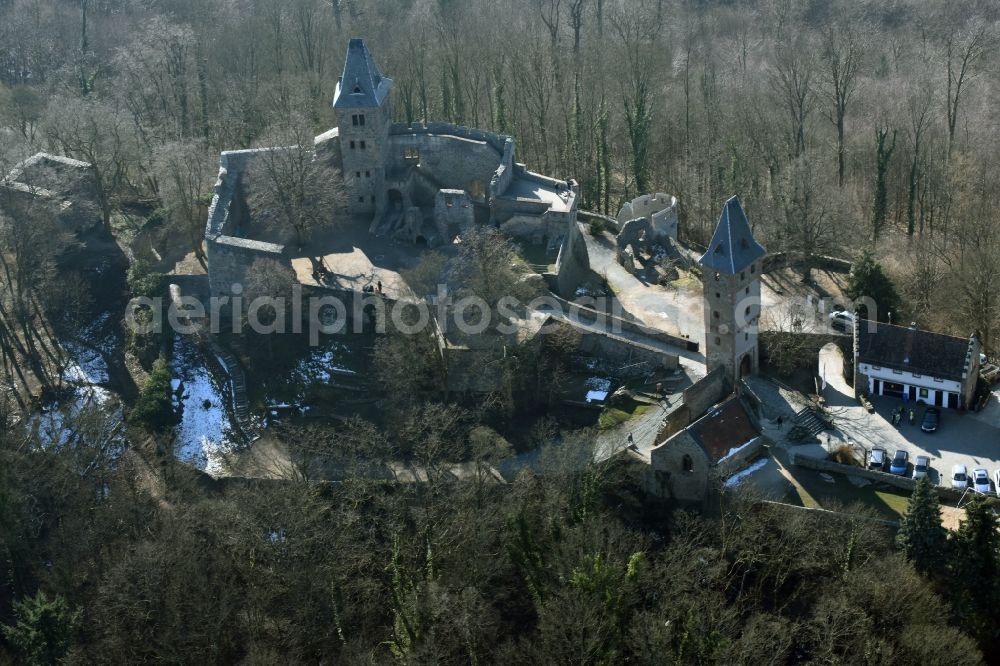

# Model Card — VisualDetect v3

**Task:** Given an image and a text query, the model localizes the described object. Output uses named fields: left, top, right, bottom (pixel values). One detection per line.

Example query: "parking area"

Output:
left=819, top=345, right=1000, bottom=490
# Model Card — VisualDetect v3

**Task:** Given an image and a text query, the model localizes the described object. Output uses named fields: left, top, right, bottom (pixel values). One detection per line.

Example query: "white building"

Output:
left=854, top=320, right=980, bottom=409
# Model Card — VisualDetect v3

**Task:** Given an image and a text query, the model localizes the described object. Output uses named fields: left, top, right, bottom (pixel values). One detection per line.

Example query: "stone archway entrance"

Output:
left=739, top=353, right=753, bottom=378
left=387, top=189, right=403, bottom=211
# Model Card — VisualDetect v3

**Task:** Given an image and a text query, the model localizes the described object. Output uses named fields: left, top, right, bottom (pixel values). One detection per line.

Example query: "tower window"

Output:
left=750, top=263, right=756, bottom=274
left=745, top=333, right=749, bottom=341
left=745, top=286, right=749, bottom=295
left=715, top=292, right=720, bottom=299
left=714, top=336, right=721, bottom=346
left=356, top=171, right=361, bottom=178
left=740, top=272, right=746, bottom=281
left=403, top=147, right=419, bottom=160
left=353, top=85, right=361, bottom=94
left=713, top=311, right=719, bottom=319
left=359, top=140, right=366, bottom=150
left=349, top=140, right=355, bottom=150
left=682, top=454, right=693, bottom=473
left=365, top=170, right=370, bottom=177
left=352, top=113, right=366, bottom=126
left=745, top=306, right=751, bottom=317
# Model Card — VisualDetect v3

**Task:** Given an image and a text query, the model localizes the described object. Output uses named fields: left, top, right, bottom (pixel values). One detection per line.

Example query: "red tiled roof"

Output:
left=687, top=396, right=760, bottom=464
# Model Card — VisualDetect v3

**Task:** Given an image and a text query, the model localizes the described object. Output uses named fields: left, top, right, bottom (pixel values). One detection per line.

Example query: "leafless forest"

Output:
left=2, top=1, right=1000, bottom=663
left=3, top=0, right=1000, bottom=341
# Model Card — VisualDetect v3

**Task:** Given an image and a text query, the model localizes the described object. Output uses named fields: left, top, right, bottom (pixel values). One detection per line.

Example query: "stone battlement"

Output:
left=390, top=121, right=511, bottom=153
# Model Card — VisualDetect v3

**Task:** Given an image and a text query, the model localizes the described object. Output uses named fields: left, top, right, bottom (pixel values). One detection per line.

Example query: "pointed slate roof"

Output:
left=333, top=38, right=392, bottom=109
left=699, top=196, right=766, bottom=274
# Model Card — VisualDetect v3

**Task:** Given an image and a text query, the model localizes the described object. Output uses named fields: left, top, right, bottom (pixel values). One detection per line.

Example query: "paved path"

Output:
left=593, top=398, right=675, bottom=463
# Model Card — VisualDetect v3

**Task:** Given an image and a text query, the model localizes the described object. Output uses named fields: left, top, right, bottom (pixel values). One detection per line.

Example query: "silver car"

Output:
left=951, top=464, right=968, bottom=490
left=912, top=455, right=930, bottom=480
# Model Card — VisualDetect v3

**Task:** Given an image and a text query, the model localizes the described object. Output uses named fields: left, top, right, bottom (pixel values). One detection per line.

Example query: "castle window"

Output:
left=353, top=85, right=361, bottom=94
left=745, top=287, right=749, bottom=295
left=357, top=196, right=364, bottom=203
left=740, top=272, right=746, bottom=281
left=750, top=263, right=756, bottom=274
left=351, top=113, right=365, bottom=127
left=356, top=171, right=361, bottom=178
left=682, top=454, right=693, bottom=473
left=359, top=140, right=366, bottom=150
left=365, top=170, right=371, bottom=177
left=741, top=238, right=749, bottom=249
left=403, top=147, right=419, bottom=160
left=713, top=311, right=719, bottom=319
left=349, top=140, right=355, bottom=149
left=715, top=292, right=720, bottom=299
left=714, top=336, right=721, bottom=346
left=745, top=306, right=751, bottom=317
left=745, top=333, right=748, bottom=341
left=714, top=244, right=724, bottom=255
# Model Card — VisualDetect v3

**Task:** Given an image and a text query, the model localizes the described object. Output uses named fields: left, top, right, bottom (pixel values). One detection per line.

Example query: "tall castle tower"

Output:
left=333, top=39, right=393, bottom=220
left=699, top=196, right=766, bottom=386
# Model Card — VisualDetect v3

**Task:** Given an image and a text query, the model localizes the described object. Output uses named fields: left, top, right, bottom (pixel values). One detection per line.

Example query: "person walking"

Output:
left=908, top=408, right=915, bottom=425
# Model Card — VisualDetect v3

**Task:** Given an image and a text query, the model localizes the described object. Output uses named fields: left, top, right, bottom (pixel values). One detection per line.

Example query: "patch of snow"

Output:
left=724, top=458, right=769, bottom=488
left=585, top=376, right=611, bottom=392
left=280, top=342, right=357, bottom=400
left=585, top=390, right=609, bottom=403
left=171, top=335, right=239, bottom=476
left=63, top=341, right=110, bottom=385
left=718, top=436, right=759, bottom=463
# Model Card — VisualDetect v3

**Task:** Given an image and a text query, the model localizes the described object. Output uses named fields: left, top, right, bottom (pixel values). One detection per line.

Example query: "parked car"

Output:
left=869, top=447, right=886, bottom=471
left=889, top=450, right=909, bottom=475
left=829, top=310, right=855, bottom=331
left=920, top=407, right=940, bottom=433
left=973, top=468, right=991, bottom=493
left=951, top=464, right=968, bottom=489
left=912, top=455, right=930, bottom=480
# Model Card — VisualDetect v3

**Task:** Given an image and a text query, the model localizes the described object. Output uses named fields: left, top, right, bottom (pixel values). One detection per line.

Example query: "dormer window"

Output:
left=714, top=243, right=725, bottom=255
left=740, top=237, right=749, bottom=249
left=353, top=85, right=362, bottom=94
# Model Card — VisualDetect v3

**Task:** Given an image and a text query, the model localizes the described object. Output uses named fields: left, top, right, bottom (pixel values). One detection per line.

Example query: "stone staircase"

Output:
left=207, top=341, right=250, bottom=423
left=793, top=407, right=827, bottom=436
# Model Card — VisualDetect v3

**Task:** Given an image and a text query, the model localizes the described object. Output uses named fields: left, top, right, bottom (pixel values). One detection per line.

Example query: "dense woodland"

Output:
left=2, top=407, right=999, bottom=664
left=3, top=0, right=1000, bottom=342
left=3, top=0, right=1000, bottom=663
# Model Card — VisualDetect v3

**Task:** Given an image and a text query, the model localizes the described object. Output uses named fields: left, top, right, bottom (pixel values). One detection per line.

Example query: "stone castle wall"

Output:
left=387, top=133, right=503, bottom=202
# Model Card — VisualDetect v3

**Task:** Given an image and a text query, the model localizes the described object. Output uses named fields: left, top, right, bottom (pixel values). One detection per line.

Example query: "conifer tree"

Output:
left=896, top=476, right=948, bottom=575
left=948, top=496, right=1000, bottom=643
